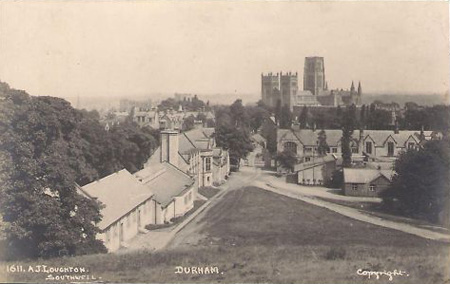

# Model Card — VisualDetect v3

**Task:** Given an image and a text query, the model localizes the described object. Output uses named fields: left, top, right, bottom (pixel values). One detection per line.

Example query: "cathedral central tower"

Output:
left=303, top=57, right=326, bottom=96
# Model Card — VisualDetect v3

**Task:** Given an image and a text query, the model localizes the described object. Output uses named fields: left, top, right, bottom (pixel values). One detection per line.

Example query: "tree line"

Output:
left=267, top=100, right=450, bottom=132
left=0, top=82, right=159, bottom=259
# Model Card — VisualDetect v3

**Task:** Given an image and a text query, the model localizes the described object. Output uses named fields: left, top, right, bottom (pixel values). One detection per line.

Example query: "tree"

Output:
left=182, top=116, right=195, bottom=131
left=341, top=104, right=357, bottom=167
left=279, top=105, right=293, bottom=129
left=360, top=104, right=366, bottom=129
left=381, top=138, right=450, bottom=227
left=230, top=99, right=249, bottom=128
left=276, top=150, right=297, bottom=172
left=317, top=129, right=329, bottom=156
left=215, top=123, right=254, bottom=166
left=298, top=106, right=309, bottom=129
left=275, top=99, right=281, bottom=125
left=246, top=105, right=270, bottom=133
left=0, top=82, right=159, bottom=259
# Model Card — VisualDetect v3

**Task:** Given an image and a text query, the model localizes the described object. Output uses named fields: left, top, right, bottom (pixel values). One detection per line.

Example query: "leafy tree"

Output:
left=381, top=138, right=450, bottom=227
left=230, top=99, right=249, bottom=128
left=276, top=150, right=297, bottom=172
left=182, top=116, right=195, bottom=131
left=246, top=106, right=270, bottom=133
left=0, top=82, right=159, bottom=259
left=341, top=104, right=357, bottom=167
left=215, top=100, right=254, bottom=166
left=360, top=104, right=366, bottom=129
left=196, top=113, right=207, bottom=123
left=275, top=99, right=281, bottom=125
left=298, top=106, right=309, bottom=129
left=317, top=129, right=329, bottom=156
left=279, top=105, right=293, bottom=129
left=215, top=123, right=254, bottom=166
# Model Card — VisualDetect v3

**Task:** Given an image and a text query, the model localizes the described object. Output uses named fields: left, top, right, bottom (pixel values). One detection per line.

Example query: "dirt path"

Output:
left=253, top=177, right=450, bottom=242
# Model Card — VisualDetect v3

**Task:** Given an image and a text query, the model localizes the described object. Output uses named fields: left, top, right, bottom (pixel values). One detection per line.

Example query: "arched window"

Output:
left=284, top=142, right=297, bottom=154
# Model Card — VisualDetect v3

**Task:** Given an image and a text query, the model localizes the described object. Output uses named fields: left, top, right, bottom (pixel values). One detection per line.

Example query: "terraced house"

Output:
left=277, top=128, right=437, bottom=163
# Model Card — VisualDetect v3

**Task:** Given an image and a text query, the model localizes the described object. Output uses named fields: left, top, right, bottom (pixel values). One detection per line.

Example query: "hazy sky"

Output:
left=0, top=1, right=448, bottom=99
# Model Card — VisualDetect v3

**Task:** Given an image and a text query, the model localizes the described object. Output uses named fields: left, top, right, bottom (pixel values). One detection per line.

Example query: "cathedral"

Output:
left=261, top=57, right=362, bottom=111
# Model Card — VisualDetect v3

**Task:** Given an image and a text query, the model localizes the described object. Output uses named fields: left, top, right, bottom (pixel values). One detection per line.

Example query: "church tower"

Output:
left=303, top=57, right=326, bottom=96
left=280, top=71, right=298, bottom=111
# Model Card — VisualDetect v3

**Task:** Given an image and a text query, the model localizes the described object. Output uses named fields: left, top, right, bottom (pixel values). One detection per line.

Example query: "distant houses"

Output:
left=78, top=126, right=229, bottom=252
left=260, top=121, right=442, bottom=197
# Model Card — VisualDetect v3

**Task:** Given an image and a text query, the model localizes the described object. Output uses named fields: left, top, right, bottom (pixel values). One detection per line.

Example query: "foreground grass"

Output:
left=1, top=187, right=449, bottom=283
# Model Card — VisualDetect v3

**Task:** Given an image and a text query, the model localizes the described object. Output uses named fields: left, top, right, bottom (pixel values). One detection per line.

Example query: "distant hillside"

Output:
left=362, top=93, right=448, bottom=106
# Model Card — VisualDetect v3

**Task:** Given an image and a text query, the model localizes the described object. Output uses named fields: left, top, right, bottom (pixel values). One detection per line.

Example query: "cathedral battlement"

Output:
left=261, top=57, right=362, bottom=110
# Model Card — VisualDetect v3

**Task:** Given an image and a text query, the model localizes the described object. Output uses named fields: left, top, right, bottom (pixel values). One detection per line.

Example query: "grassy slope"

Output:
left=1, top=187, right=449, bottom=283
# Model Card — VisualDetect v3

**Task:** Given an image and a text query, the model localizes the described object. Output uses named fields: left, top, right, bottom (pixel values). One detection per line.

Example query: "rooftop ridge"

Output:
left=83, top=169, right=129, bottom=189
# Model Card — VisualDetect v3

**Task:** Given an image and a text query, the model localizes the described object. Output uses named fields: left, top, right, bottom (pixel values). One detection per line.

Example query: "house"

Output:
left=342, top=168, right=393, bottom=197
left=294, top=154, right=337, bottom=186
left=78, top=170, right=155, bottom=252
left=177, top=128, right=230, bottom=187
left=212, top=148, right=230, bottom=185
left=276, top=128, right=436, bottom=165
left=132, top=107, right=159, bottom=129
left=134, top=162, right=197, bottom=224
left=78, top=131, right=201, bottom=252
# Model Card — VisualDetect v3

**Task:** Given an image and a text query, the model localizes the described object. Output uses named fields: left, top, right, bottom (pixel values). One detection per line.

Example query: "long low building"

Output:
left=77, top=169, right=156, bottom=252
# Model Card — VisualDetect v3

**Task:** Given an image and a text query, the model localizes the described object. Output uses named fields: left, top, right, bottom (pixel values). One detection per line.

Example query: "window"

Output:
left=284, top=142, right=297, bottom=154
left=304, top=147, right=312, bottom=153
left=407, top=142, right=415, bottom=150
left=205, top=158, right=211, bottom=171
left=365, top=141, right=372, bottom=154
left=352, top=184, right=358, bottom=191
left=387, top=142, right=395, bottom=157
left=351, top=147, right=358, bottom=154
left=305, top=157, right=311, bottom=162
left=332, top=148, right=338, bottom=153
left=369, top=184, right=376, bottom=191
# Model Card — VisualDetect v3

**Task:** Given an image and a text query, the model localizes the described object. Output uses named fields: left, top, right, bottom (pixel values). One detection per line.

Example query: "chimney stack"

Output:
left=160, top=130, right=179, bottom=166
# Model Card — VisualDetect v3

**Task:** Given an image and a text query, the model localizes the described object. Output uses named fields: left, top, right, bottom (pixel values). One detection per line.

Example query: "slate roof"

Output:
left=343, top=168, right=393, bottom=184
left=135, top=162, right=195, bottom=207
left=278, top=129, right=434, bottom=147
left=179, top=128, right=215, bottom=153
left=251, top=133, right=267, bottom=144
left=294, top=154, right=337, bottom=172
left=81, top=169, right=154, bottom=230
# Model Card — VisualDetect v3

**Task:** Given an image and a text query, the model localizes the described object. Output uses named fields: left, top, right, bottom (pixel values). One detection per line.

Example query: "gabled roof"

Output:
left=179, top=128, right=216, bottom=153
left=294, top=154, right=337, bottom=172
left=279, top=129, right=434, bottom=148
left=135, top=162, right=195, bottom=207
left=343, top=168, right=393, bottom=184
left=81, top=169, right=154, bottom=230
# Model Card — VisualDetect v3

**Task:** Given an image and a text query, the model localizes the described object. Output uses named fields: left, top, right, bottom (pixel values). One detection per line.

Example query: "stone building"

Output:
left=261, top=57, right=362, bottom=110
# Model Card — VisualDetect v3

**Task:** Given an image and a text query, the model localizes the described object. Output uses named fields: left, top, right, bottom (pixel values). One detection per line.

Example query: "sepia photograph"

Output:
left=0, top=1, right=449, bottom=283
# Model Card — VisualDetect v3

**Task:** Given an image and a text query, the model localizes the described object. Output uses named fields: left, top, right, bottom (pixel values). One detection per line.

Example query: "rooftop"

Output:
left=343, top=168, right=393, bottom=184
left=135, top=162, right=195, bottom=207
left=81, top=169, right=154, bottom=230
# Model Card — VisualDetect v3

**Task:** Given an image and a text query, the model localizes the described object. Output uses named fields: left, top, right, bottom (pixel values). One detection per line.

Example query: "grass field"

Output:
left=1, top=187, right=449, bottom=283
